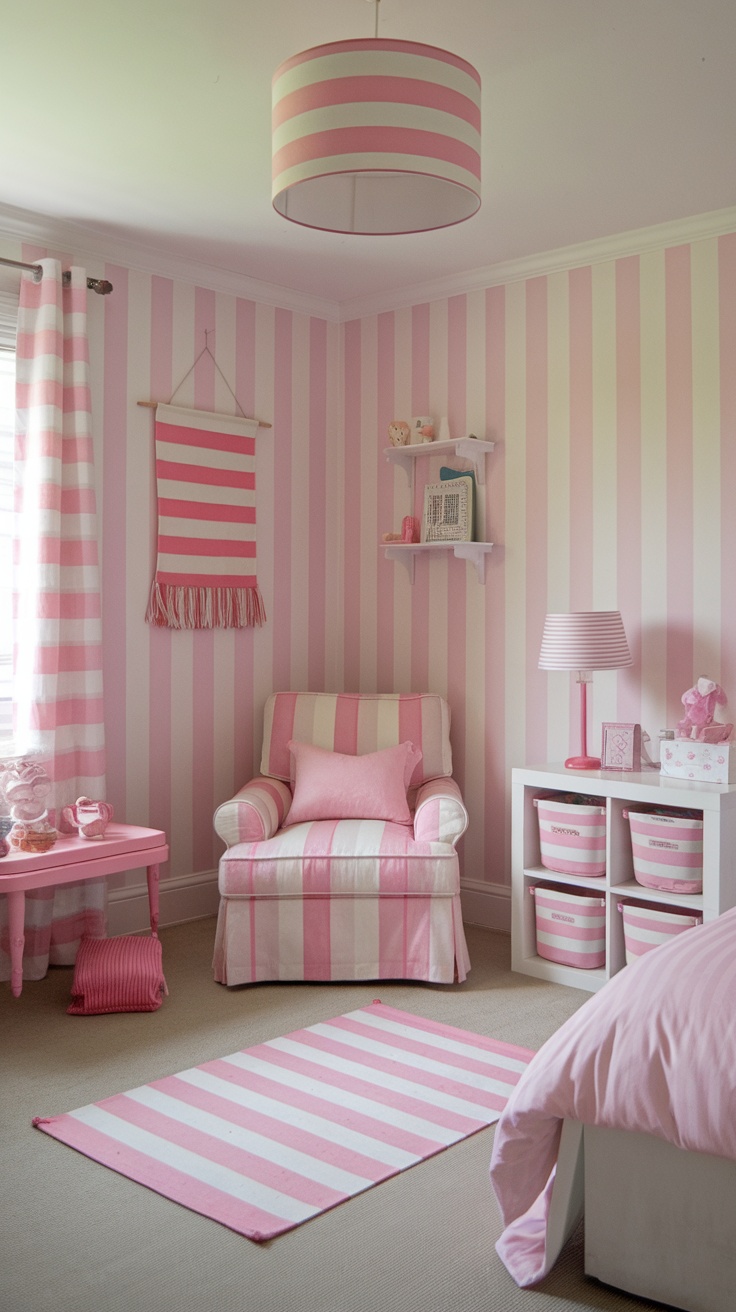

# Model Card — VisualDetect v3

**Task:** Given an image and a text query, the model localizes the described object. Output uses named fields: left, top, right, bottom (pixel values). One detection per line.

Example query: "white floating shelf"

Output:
left=383, top=438, right=495, bottom=485
left=382, top=541, right=494, bottom=583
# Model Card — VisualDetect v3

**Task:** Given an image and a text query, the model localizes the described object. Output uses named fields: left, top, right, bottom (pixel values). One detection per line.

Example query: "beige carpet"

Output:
left=1, top=920, right=663, bottom=1312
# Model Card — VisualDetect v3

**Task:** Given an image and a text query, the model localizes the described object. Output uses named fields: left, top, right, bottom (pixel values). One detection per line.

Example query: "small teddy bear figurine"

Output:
left=676, top=677, right=733, bottom=743
left=387, top=420, right=410, bottom=447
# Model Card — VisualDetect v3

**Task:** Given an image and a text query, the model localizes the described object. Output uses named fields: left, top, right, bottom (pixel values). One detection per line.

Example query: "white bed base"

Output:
left=545, top=1120, right=736, bottom=1312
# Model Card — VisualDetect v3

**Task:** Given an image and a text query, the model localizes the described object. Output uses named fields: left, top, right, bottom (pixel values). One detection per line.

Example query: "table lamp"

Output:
left=538, top=611, right=633, bottom=769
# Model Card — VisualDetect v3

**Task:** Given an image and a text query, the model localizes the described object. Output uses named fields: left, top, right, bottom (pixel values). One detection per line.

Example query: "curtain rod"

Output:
left=0, top=255, right=113, bottom=295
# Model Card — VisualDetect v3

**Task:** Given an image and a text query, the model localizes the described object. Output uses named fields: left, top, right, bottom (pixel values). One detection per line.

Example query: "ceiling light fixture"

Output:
left=271, top=0, right=481, bottom=235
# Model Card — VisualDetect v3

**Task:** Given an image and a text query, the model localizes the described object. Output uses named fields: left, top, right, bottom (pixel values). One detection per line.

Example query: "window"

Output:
left=0, top=352, right=13, bottom=738
left=0, top=291, right=17, bottom=743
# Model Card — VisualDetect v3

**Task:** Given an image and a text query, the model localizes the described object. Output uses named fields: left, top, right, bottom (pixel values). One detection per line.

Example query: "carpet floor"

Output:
left=1, top=919, right=664, bottom=1312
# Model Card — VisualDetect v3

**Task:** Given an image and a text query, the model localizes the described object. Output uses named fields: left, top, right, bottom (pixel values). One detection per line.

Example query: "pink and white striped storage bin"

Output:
left=530, top=885, right=606, bottom=969
left=534, top=793, right=607, bottom=876
left=618, top=901, right=702, bottom=964
left=624, top=807, right=703, bottom=894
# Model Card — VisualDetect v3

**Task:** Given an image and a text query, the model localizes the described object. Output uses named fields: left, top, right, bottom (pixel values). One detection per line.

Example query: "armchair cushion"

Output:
left=261, top=692, right=452, bottom=786
left=218, top=819, right=460, bottom=899
left=284, top=739, right=421, bottom=827
left=214, top=777, right=292, bottom=847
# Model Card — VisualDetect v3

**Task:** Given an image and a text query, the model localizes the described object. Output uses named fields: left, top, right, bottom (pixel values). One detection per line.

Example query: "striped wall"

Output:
left=108, top=278, right=342, bottom=909
left=343, top=232, right=736, bottom=923
left=4, top=222, right=736, bottom=933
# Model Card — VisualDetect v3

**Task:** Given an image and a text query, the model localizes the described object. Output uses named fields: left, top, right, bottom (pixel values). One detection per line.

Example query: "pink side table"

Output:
left=0, top=824, right=169, bottom=997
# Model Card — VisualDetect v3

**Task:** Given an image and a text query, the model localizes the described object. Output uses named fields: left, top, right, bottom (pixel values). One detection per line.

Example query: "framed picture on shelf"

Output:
left=601, top=722, right=642, bottom=771
left=421, top=478, right=471, bottom=543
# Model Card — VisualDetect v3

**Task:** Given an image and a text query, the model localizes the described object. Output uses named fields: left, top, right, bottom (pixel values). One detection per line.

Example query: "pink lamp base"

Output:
left=564, top=676, right=602, bottom=770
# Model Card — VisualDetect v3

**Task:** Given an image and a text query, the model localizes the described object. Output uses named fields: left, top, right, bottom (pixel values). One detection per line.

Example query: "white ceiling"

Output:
left=2, top=0, right=736, bottom=312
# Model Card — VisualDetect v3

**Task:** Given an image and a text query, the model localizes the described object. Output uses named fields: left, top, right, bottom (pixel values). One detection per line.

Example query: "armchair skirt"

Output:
left=213, top=817, right=470, bottom=984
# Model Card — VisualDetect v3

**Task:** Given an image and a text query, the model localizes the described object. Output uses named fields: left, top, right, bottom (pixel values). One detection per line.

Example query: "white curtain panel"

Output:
left=0, top=260, right=107, bottom=981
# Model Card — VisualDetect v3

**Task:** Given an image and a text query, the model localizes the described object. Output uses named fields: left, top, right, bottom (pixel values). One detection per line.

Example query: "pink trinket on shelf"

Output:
left=61, top=797, right=114, bottom=840
left=676, top=677, right=733, bottom=743
left=8, top=817, right=57, bottom=853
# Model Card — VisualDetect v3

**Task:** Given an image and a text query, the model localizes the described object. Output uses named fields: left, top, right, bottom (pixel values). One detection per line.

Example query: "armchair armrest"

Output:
left=413, top=777, right=468, bottom=847
left=214, top=776, right=292, bottom=848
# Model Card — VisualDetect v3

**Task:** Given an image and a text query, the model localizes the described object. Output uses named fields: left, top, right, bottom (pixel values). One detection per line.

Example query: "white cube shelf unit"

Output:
left=512, top=763, right=736, bottom=993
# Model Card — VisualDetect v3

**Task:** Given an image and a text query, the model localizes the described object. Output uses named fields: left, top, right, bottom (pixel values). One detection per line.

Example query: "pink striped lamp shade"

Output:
left=272, top=38, right=481, bottom=235
left=538, top=612, right=632, bottom=769
left=538, top=611, right=633, bottom=672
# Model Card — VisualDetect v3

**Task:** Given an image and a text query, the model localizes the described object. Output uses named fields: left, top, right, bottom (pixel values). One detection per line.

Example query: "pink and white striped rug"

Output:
left=33, top=1002, right=533, bottom=1241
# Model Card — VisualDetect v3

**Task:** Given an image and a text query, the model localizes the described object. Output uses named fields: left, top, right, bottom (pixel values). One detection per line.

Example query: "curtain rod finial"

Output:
left=87, top=278, right=113, bottom=295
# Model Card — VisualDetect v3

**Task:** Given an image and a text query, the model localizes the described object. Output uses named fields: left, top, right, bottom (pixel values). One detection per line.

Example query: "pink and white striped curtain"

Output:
left=0, top=260, right=106, bottom=982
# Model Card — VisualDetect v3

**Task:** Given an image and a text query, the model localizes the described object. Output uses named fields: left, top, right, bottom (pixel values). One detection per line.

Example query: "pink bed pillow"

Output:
left=284, top=739, right=422, bottom=826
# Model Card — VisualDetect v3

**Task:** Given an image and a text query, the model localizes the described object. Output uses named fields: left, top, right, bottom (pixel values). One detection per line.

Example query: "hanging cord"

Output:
left=365, top=0, right=380, bottom=38
left=168, top=330, right=248, bottom=419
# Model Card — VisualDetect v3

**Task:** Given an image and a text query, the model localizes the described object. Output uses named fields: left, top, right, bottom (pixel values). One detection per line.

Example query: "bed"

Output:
left=490, top=905, right=736, bottom=1312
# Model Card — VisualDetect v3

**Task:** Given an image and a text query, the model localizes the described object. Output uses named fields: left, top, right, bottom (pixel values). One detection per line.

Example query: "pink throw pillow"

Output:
left=284, top=739, right=422, bottom=826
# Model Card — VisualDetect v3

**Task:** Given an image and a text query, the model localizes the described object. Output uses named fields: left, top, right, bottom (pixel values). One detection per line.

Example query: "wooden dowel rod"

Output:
left=137, top=400, right=271, bottom=429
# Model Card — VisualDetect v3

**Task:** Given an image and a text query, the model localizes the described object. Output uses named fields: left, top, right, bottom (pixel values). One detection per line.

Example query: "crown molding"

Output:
left=337, top=206, right=736, bottom=320
left=0, top=202, right=341, bottom=322
left=3, top=200, right=735, bottom=327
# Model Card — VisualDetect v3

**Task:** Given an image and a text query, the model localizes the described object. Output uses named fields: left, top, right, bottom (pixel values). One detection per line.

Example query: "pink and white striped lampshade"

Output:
left=538, top=612, right=633, bottom=672
left=272, top=38, right=481, bottom=235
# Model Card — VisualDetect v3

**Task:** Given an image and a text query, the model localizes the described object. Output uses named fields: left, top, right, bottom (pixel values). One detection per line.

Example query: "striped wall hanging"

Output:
left=145, top=403, right=266, bottom=630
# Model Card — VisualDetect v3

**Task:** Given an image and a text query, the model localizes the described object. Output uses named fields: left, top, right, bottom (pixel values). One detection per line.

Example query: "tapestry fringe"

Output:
left=145, top=581, right=266, bottom=630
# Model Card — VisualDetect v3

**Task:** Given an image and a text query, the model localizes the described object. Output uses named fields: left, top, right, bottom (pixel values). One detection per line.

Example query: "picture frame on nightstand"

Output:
left=601, top=722, right=642, bottom=771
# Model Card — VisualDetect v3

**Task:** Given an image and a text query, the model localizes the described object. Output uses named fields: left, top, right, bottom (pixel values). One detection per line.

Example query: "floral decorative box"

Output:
left=660, top=738, right=736, bottom=784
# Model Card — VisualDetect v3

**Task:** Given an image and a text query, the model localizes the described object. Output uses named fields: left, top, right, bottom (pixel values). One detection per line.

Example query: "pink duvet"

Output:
left=490, top=905, right=736, bottom=1286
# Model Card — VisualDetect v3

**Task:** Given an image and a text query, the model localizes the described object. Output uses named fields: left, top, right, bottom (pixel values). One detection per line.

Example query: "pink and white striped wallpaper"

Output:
left=342, top=232, right=736, bottom=919
left=9, top=225, right=736, bottom=929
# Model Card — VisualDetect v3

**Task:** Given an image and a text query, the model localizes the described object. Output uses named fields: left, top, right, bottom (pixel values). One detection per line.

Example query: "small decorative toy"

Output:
left=387, top=420, right=410, bottom=447
left=0, top=757, right=58, bottom=850
left=0, top=757, right=51, bottom=822
left=61, top=797, right=114, bottom=840
left=676, top=677, right=733, bottom=742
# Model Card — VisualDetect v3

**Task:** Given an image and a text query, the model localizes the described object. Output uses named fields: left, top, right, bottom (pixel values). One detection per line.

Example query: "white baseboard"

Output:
left=107, top=869, right=511, bottom=936
left=107, top=868, right=219, bottom=937
left=460, top=878, right=511, bottom=933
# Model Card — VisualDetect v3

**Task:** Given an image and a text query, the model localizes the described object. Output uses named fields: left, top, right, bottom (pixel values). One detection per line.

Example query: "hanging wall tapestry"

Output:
left=146, top=404, right=266, bottom=629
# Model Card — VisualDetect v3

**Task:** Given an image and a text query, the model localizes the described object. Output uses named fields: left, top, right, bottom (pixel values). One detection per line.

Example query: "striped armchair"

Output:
left=212, top=692, right=471, bottom=985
